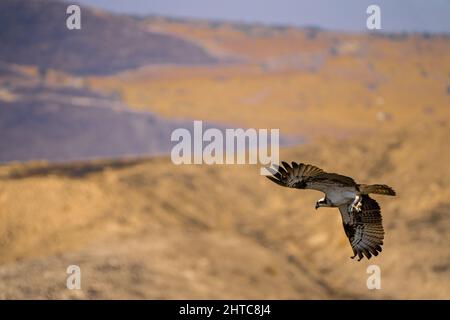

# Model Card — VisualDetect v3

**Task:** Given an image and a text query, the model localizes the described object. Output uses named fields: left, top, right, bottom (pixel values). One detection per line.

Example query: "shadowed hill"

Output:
left=0, top=66, right=235, bottom=163
left=0, top=0, right=217, bottom=75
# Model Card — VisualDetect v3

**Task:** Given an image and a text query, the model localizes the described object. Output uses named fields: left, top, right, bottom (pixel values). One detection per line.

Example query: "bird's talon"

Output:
left=350, top=201, right=362, bottom=213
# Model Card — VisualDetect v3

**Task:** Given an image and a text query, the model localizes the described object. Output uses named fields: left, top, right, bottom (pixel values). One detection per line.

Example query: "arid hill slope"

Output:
left=0, top=119, right=448, bottom=299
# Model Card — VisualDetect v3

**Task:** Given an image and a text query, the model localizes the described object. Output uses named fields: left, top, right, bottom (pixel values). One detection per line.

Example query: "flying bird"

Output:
left=266, top=162, right=396, bottom=261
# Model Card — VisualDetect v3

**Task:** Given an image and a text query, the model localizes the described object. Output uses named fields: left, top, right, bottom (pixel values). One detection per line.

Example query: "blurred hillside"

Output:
left=0, top=119, right=448, bottom=299
left=1, top=0, right=449, bottom=160
left=91, top=18, right=450, bottom=137
left=0, top=64, right=230, bottom=162
left=0, top=0, right=217, bottom=75
left=0, top=0, right=449, bottom=300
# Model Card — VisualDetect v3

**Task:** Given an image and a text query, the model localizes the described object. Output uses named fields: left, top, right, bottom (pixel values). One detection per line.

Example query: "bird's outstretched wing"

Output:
left=339, top=195, right=384, bottom=261
left=266, top=161, right=324, bottom=189
left=266, top=161, right=355, bottom=193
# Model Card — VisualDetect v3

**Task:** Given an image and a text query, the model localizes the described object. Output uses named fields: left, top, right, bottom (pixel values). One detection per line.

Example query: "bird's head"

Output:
left=315, top=198, right=326, bottom=210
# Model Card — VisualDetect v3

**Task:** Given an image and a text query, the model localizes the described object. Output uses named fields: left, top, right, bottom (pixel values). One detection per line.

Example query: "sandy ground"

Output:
left=0, top=119, right=448, bottom=299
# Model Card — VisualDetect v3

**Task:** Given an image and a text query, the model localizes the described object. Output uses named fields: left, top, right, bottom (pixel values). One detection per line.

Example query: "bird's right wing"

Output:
left=338, top=195, right=384, bottom=261
left=266, top=161, right=327, bottom=191
left=266, top=161, right=355, bottom=193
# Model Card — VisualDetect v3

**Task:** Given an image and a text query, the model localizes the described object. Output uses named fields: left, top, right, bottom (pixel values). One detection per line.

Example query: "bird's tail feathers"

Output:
left=359, top=184, right=396, bottom=196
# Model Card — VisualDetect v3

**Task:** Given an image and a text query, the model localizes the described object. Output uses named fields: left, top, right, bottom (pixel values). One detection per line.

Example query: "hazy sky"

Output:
left=74, top=0, right=450, bottom=33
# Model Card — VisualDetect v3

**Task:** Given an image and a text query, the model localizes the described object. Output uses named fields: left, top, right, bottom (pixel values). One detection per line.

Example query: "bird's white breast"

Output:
left=326, top=187, right=357, bottom=206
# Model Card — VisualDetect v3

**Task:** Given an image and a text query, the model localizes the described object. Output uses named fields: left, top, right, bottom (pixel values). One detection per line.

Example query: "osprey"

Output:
left=266, top=162, right=396, bottom=261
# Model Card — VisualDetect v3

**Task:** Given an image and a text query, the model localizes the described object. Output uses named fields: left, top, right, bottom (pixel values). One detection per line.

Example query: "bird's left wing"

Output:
left=339, top=195, right=384, bottom=261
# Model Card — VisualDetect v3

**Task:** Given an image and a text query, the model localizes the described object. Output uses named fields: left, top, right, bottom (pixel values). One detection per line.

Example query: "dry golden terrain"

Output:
left=1, top=17, right=449, bottom=299
left=0, top=118, right=449, bottom=299
left=90, top=21, right=450, bottom=138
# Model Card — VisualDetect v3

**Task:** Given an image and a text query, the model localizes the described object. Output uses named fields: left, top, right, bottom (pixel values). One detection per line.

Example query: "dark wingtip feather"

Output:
left=277, top=165, right=288, bottom=176
left=281, top=161, right=292, bottom=172
left=266, top=175, right=286, bottom=187
left=384, top=185, right=396, bottom=196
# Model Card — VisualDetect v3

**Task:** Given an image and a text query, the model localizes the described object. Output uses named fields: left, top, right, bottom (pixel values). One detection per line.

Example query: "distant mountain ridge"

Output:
left=0, top=0, right=218, bottom=75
